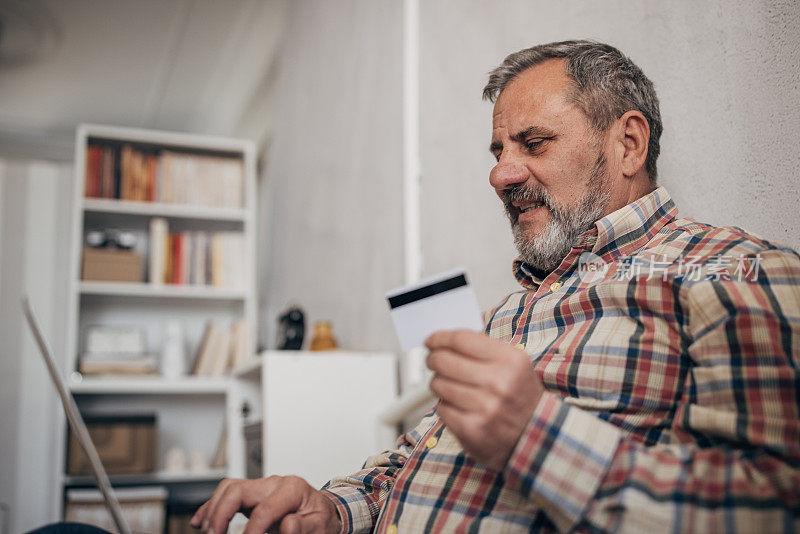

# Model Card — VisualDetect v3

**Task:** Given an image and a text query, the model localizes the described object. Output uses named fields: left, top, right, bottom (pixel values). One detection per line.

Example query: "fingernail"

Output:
left=208, top=529, right=215, bottom=534
left=202, top=520, right=209, bottom=531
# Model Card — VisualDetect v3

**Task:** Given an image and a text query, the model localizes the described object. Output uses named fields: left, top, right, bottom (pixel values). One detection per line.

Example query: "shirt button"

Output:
left=515, top=343, right=525, bottom=350
left=425, top=436, right=438, bottom=449
left=549, top=282, right=562, bottom=292
left=386, top=526, right=398, bottom=534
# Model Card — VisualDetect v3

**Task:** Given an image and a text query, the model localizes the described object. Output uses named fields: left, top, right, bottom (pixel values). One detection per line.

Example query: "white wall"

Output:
left=419, top=0, right=800, bottom=308
left=262, top=0, right=405, bottom=352
left=0, top=159, right=73, bottom=533
left=263, top=0, right=800, bottom=350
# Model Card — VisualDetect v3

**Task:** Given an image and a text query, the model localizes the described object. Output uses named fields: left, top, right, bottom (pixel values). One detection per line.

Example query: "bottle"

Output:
left=309, top=321, right=338, bottom=351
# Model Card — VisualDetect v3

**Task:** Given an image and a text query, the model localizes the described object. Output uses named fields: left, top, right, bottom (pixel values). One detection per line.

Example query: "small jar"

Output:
left=309, top=321, right=338, bottom=351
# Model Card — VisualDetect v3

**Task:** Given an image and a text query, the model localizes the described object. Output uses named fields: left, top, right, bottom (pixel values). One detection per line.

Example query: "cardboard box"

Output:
left=67, top=414, right=156, bottom=476
left=81, top=248, right=143, bottom=282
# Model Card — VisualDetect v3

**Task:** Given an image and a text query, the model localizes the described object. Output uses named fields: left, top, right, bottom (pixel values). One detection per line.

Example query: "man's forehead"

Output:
left=492, top=59, right=573, bottom=127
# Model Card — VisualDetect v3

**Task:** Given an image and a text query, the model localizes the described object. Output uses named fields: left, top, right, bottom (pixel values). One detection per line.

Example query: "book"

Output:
left=211, top=428, right=227, bottom=469
left=79, top=346, right=158, bottom=375
left=101, top=146, right=114, bottom=199
left=172, top=233, right=183, bottom=285
left=149, top=217, right=168, bottom=285
left=193, top=321, right=230, bottom=376
left=181, top=232, right=191, bottom=286
left=207, top=326, right=232, bottom=376
left=78, top=357, right=158, bottom=376
left=85, top=145, right=102, bottom=198
left=84, top=141, right=243, bottom=207
left=229, top=318, right=250, bottom=369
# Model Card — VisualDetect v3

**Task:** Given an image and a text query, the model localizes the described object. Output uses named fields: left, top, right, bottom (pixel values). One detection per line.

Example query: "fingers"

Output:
left=429, top=374, right=483, bottom=412
left=425, top=329, right=503, bottom=360
left=242, top=477, right=305, bottom=534
left=190, top=500, right=208, bottom=528
left=426, top=348, right=486, bottom=386
left=191, top=477, right=280, bottom=534
left=207, top=482, right=249, bottom=534
left=436, top=400, right=473, bottom=444
left=192, top=478, right=237, bottom=531
left=191, top=476, right=340, bottom=534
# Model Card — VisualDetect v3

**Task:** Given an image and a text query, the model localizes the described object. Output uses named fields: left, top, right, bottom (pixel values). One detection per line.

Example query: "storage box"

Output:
left=81, top=247, right=143, bottom=282
left=65, top=486, right=167, bottom=534
left=67, top=414, right=156, bottom=476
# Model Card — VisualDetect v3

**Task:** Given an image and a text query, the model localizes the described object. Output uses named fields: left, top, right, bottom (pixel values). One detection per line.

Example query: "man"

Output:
left=192, top=41, right=800, bottom=533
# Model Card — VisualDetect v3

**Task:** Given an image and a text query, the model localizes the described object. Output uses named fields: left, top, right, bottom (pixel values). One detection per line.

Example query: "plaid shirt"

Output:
left=322, top=186, right=800, bottom=533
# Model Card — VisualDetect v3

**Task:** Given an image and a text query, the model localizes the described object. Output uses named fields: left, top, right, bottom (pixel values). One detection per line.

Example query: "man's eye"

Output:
left=525, top=139, right=545, bottom=152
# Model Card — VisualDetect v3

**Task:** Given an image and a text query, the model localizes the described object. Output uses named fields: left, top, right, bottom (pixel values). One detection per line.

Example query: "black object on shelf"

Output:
left=276, top=307, right=305, bottom=350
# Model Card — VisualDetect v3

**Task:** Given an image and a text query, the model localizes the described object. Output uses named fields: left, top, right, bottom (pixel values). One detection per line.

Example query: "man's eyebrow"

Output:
left=489, top=125, right=557, bottom=154
left=510, top=125, right=557, bottom=144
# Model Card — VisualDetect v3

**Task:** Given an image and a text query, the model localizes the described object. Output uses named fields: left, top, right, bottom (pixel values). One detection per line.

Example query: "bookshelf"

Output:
left=55, top=124, right=257, bottom=521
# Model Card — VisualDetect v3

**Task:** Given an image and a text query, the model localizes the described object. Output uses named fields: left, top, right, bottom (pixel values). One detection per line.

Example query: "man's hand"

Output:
left=190, top=475, right=341, bottom=534
left=425, top=330, right=545, bottom=471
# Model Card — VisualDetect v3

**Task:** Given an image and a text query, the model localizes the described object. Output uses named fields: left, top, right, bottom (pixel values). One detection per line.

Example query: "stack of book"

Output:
left=79, top=326, right=157, bottom=375
left=191, top=319, right=250, bottom=376
left=84, top=141, right=243, bottom=208
left=149, top=218, right=245, bottom=288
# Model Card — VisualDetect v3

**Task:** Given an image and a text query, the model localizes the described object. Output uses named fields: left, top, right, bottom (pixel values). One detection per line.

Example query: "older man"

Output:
left=192, top=41, right=800, bottom=533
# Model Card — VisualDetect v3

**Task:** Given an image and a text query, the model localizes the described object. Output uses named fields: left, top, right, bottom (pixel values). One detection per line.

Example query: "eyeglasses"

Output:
left=85, top=229, right=137, bottom=250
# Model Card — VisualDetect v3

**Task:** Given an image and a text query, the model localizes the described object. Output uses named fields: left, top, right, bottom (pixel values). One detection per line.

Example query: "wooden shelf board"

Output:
left=62, top=469, right=227, bottom=486
left=83, top=198, right=247, bottom=221
left=70, top=376, right=229, bottom=394
left=79, top=281, right=247, bottom=300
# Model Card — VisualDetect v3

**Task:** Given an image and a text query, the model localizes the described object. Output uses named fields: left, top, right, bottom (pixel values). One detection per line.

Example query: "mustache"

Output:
left=501, top=185, right=555, bottom=221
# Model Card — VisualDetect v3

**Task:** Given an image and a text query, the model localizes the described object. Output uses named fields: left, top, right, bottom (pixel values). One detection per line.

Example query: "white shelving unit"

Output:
left=53, top=123, right=257, bottom=520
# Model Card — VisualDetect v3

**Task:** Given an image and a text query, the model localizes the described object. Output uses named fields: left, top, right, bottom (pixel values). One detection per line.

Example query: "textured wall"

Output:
left=264, top=0, right=800, bottom=350
left=0, top=159, right=73, bottom=532
left=419, top=0, right=800, bottom=310
left=262, top=0, right=404, bottom=351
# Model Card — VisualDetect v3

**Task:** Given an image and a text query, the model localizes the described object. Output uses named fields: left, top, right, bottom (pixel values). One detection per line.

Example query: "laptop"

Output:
left=22, top=297, right=132, bottom=534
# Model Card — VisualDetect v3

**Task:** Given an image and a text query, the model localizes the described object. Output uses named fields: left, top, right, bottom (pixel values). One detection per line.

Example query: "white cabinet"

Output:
left=232, top=351, right=398, bottom=489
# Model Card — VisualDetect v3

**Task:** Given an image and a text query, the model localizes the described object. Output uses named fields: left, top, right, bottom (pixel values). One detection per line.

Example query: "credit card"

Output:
left=386, top=268, right=484, bottom=352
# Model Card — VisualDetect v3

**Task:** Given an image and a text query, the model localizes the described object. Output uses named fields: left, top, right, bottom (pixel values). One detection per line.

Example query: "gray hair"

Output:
left=483, top=40, right=662, bottom=182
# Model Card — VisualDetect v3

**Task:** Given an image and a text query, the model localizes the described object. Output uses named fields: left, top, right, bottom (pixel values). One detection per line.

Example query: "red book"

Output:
left=146, top=154, right=157, bottom=202
left=101, top=147, right=114, bottom=199
left=84, top=145, right=102, bottom=198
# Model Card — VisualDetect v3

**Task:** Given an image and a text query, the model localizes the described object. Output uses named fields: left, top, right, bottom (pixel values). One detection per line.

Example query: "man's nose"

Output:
left=489, top=161, right=530, bottom=191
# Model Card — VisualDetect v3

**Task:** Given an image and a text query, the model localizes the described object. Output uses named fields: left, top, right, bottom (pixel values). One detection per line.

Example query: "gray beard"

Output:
left=506, top=153, right=611, bottom=274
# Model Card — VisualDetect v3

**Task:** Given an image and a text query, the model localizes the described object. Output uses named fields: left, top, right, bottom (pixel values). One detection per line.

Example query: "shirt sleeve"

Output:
left=504, top=247, right=800, bottom=532
left=320, top=408, right=438, bottom=534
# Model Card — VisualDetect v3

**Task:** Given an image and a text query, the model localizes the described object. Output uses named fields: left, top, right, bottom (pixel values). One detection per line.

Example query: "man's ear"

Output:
left=616, top=110, right=650, bottom=177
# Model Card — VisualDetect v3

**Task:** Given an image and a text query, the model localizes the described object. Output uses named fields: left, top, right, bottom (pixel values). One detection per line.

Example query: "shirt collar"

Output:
left=513, top=186, right=679, bottom=289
